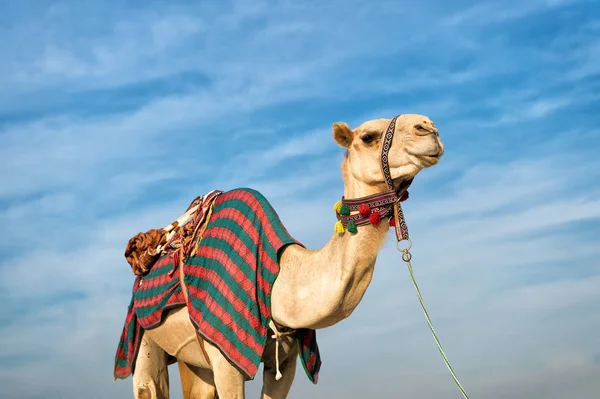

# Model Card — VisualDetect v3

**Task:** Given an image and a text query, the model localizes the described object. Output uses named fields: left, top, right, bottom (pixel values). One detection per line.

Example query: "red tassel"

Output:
left=389, top=217, right=395, bottom=227
left=400, top=191, right=409, bottom=202
left=359, top=203, right=371, bottom=217
left=369, top=211, right=381, bottom=225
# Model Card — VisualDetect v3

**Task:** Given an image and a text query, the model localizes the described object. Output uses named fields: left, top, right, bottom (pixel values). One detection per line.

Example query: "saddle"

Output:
left=124, top=190, right=223, bottom=276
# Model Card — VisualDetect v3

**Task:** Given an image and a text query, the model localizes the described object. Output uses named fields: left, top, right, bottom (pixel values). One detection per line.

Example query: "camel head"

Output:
left=332, top=114, right=444, bottom=194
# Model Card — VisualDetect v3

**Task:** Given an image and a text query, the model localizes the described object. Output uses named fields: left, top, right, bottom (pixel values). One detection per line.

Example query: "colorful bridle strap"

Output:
left=336, top=189, right=398, bottom=226
left=380, top=115, right=410, bottom=242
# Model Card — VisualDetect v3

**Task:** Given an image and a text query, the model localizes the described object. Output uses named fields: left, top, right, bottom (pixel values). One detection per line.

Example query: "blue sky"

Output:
left=0, top=0, right=599, bottom=398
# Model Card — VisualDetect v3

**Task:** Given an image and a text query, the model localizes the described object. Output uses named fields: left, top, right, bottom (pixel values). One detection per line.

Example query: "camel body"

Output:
left=123, top=114, right=444, bottom=398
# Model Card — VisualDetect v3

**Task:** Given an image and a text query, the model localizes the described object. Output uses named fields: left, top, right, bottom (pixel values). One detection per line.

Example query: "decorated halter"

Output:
left=334, top=115, right=412, bottom=244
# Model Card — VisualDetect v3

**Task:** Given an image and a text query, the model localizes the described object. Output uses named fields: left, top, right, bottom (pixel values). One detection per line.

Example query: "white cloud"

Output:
left=2, top=131, right=599, bottom=398
left=443, top=0, right=578, bottom=26
left=1, top=0, right=599, bottom=398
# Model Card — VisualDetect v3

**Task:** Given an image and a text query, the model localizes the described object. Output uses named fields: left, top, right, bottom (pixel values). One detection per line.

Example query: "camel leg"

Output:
left=203, top=343, right=245, bottom=398
left=260, top=335, right=298, bottom=399
left=260, top=355, right=297, bottom=399
left=132, top=333, right=170, bottom=399
left=178, top=360, right=218, bottom=399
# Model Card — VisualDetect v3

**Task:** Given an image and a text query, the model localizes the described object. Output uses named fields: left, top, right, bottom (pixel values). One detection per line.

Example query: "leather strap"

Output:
left=380, top=115, right=410, bottom=242
left=175, top=194, right=221, bottom=367
left=178, top=249, right=212, bottom=367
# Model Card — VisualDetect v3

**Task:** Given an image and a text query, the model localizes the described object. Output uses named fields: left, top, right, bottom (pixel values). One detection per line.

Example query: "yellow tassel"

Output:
left=334, top=220, right=345, bottom=234
left=333, top=201, right=343, bottom=214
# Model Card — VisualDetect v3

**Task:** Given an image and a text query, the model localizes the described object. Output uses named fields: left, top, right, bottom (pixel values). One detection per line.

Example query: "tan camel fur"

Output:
left=131, top=114, right=444, bottom=398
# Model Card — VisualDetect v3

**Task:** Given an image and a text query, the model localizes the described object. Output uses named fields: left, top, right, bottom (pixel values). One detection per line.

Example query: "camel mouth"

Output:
left=406, top=147, right=442, bottom=165
left=417, top=154, right=440, bottom=166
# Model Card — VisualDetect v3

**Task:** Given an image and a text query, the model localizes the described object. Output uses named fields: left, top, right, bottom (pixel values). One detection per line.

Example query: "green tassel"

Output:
left=347, top=220, right=358, bottom=234
left=339, top=204, right=351, bottom=216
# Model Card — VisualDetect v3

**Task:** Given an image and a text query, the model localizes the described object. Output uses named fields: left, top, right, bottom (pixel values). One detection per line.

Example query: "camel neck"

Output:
left=271, top=192, right=390, bottom=330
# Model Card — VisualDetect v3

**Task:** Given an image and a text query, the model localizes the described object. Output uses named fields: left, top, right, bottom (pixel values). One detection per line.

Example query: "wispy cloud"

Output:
left=443, top=0, right=575, bottom=26
left=1, top=0, right=599, bottom=398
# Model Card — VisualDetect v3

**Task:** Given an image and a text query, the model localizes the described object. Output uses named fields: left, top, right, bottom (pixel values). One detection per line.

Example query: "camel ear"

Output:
left=332, top=122, right=354, bottom=148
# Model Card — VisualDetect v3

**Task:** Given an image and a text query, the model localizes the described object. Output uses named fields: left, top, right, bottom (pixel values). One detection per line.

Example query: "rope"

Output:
left=268, top=320, right=295, bottom=380
left=401, top=249, right=470, bottom=399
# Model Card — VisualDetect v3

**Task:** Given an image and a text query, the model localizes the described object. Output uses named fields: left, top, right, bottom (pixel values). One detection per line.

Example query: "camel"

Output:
left=129, top=114, right=444, bottom=399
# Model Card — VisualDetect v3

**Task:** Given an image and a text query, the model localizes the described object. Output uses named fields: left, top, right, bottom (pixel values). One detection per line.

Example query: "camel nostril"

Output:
left=414, top=124, right=437, bottom=136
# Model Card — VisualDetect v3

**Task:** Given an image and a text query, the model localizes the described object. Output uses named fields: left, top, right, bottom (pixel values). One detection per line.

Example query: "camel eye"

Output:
left=361, top=134, right=375, bottom=144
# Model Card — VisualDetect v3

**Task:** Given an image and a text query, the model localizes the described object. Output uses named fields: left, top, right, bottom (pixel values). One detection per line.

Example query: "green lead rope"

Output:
left=403, top=250, right=470, bottom=399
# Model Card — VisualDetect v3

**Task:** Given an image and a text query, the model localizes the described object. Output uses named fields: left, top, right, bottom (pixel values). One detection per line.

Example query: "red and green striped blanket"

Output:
left=114, top=188, right=321, bottom=383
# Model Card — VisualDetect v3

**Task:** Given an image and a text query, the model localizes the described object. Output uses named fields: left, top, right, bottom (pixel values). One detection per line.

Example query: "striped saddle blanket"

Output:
left=114, top=188, right=321, bottom=383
